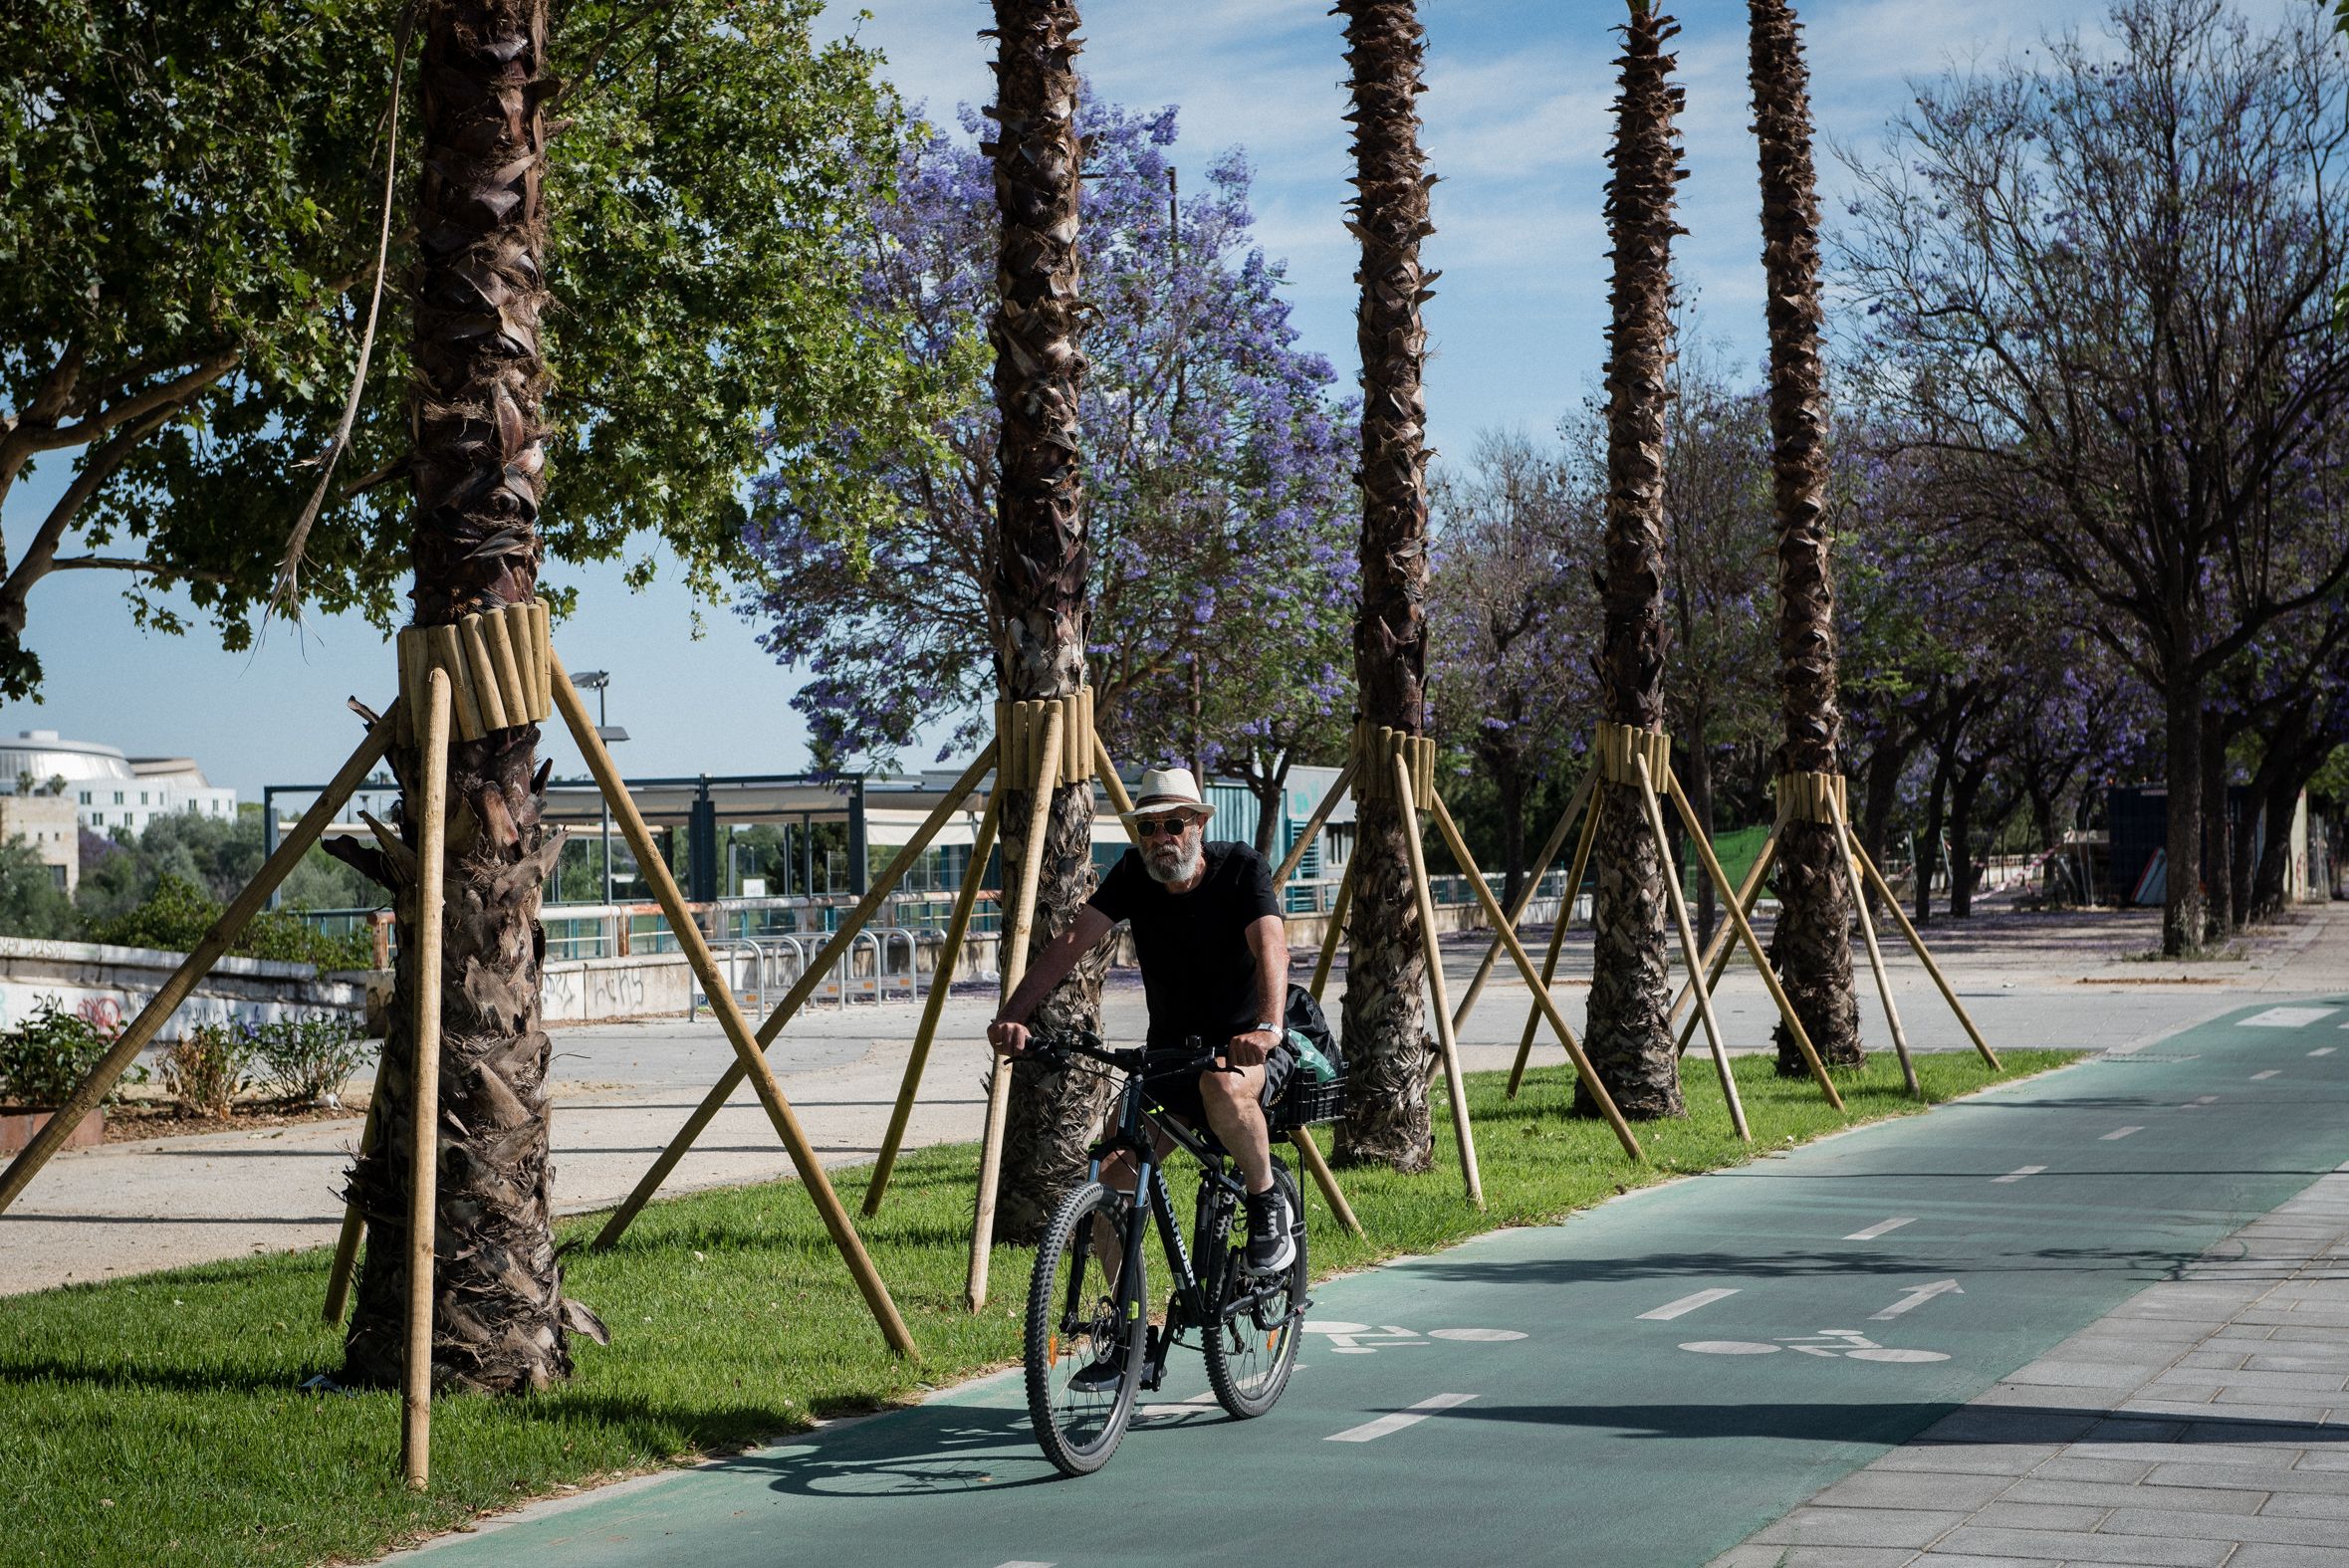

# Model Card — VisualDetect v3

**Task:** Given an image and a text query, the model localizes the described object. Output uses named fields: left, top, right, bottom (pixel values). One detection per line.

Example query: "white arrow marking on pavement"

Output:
left=1326, top=1392, right=1477, bottom=1444
left=2102, top=1126, right=2144, bottom=1140
left=2241, top=1007, right=2338, bottom=1028
left=1638, top=1288, right=1740, bottom=1321
left=1871, top=1280, right=1964, bottom=1321
left=2312, top=1046, right=2338, bottom=1055
left=1845, top=1217, right=1918, bottom=1240
left=1993, top=1166, right=2046, bottom=1183
left=2251, top=1070, right=2280, bottom=1080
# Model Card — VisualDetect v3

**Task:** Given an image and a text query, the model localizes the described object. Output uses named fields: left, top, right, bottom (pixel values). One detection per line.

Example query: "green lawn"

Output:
left=0, top=1048, right=2076, bottom=1567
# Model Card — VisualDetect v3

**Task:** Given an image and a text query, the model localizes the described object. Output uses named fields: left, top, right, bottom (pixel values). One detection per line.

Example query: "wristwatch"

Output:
left=1252, top=1020, right=1280, bottom=1035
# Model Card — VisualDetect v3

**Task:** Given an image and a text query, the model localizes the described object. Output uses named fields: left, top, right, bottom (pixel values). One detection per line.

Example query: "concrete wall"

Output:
left=0, top=936, right=368, bottom=1038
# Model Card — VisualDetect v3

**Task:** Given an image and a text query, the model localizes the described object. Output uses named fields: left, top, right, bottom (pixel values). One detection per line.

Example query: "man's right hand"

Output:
left=988, top=1018, right=1031, bottom=1057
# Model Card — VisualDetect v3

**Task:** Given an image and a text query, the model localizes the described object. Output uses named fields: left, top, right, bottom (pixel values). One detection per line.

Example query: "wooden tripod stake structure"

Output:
left=1387, top=744, right=1485, bottom=1207
left=401, top=668, right=452, bottom=1491
left=965, top=701, right=1064, bottom=1311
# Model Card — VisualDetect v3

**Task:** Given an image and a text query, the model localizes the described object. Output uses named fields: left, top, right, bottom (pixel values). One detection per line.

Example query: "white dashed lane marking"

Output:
left=1993, top=1166, right=2046, bottom=1183
left=1844, top=1218, right=1918, bottom=1241
left=1638, top=1288, right=1740, bottom=1321
left=2101, top=1126, right=2144, bottom=1141
left=2251, top=1070, right=2281, bottom=1080
left=1327, top=1393, right=1477, bottom=1443
left=2315, top=1046, right=2339, bottom=1055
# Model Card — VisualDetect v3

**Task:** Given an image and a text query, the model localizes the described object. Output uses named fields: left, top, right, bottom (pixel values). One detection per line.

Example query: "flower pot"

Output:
left=0, top=1106, right=106, bottom=1156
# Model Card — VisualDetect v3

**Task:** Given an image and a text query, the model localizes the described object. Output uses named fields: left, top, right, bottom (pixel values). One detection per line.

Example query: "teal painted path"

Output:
left=414, top=999, right=2349, bottom=1567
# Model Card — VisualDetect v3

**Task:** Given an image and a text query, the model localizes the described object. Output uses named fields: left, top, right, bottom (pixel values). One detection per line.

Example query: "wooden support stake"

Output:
left=1671, top=831, right=1779, bottom=1051
left=967, top=705, right=1064, bottom=1311
left=457, top=615, right=508, bottom=733
left=1625, top=757, right=1748, bottom=1142
left=0, top=706, right=397, bottom=1216
left=1426, top=789, right=1645, bottom=1163
left=401, top=668, right=451, bottom=1492
left=592, top=746, right=998, bottom=1248
left=1393, top=753, right=1483, bottom=1209
left=1507, top=785, right=1602, bottom=1098
left=1271, top=759, right=1357, bottom=891
left=1308, top=856, right=1352, bottom=1004
left=1660, top=767, right=1844, bottom=1111
left=1833, top=801, right=1918, bottom=1095
left=553, top=654, right=917, bottom=1355
left=1846, top=818, right=1999, bottom=1070
left=323, top=1093, right=379, bottom=1323
left=1453, top=765, right=1596, bottom=1032
left=863, top=789, right=1003, bottom=1217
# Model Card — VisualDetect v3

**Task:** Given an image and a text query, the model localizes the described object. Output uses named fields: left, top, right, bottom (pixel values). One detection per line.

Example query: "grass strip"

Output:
left=0, top=1047, right=2076, bottom=1566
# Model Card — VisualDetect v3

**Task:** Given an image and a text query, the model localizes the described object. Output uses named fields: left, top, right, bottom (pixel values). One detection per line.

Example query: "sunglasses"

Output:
left=1134, top=815, right=1198, bottom=838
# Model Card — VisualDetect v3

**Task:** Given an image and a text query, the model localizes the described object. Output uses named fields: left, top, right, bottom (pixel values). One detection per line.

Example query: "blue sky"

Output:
left=0, top=0, right=2306, bottom=797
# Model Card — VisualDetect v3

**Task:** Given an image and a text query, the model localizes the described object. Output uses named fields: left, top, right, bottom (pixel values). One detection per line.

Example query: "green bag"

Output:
left=1285, top=1027, right=1340, bottom=1085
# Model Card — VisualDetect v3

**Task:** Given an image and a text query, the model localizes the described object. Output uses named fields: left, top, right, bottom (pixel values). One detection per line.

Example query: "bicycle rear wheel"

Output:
left=1024, top=1180, right=1144, bottom=1475
left=1203, top=1167, right=1305, bottom=1418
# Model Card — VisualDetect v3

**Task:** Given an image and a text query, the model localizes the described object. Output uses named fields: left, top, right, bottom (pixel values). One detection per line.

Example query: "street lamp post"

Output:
left=568, top=671, right=628, bottom=906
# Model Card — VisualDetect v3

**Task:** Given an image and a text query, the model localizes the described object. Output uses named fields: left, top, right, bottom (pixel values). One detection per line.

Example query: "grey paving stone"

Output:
left=2072, top=1418, right=2193, bottom=1448
left=2006, top=1358, right=2166, bottom=1389
left=1707, top=1547, right=1922, bottom=1568
left=1976, top=1381, right=2129, bottom=1410
left=2175, top=1348, right=2256, bottom=1371
left=2103, top=1506, right=2349, bottom=1546
left=1929, top=1525, right=2232, bottom=1565
left=2027, top=1456, right=2155, bottom=1483
left=1749, top=1505, right=1972, bottom=1549
left=1873, top=1444, right=2060, bottom=1477
left=2150, top=1460, right=2349, bottom=1493
left=1806, top=1470, right=2015, bottom=1512
left=1919, top=1410, right=2103, bottom=1446
left=2291, top=1450, right=2349, bottom=1471
left=1960, top=1500, right=2108, bottom=1531
left=2166, top=1367, right=2349, bottom=1394
left=2249, top=1353, right=2349, bottom=1374
left=1908, top=1556, right=2061, bottom=1568
left=2226, top=1544, right=2349, bottom=1568
left=2260, top=1492, right=2349, bottom=1520
left=2177, top=1420, right=2339, bottom=1447
left=2001, top=1478, right=2265, bottom=1515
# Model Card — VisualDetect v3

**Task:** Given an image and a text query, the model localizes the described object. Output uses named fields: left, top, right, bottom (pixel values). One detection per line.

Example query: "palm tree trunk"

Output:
left=987, top=0, right=1116, bottom=1242
left=1332, top=0, right=1437, bottom=1172
left=1581, top=3, right=1687, bottom=1124
left=344, top=0, right=573, bottom=1393
left=1750, top=0, right=1861, bottom=1073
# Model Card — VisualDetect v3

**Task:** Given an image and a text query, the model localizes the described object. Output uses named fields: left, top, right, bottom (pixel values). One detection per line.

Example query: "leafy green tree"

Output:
left=0, top=837, right=78, bottom=940
left=0, top=0, right=924, bottom=699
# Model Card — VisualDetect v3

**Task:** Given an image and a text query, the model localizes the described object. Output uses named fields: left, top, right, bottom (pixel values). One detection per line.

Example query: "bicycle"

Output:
left=1017, top=1029, right=1334, bottom=1475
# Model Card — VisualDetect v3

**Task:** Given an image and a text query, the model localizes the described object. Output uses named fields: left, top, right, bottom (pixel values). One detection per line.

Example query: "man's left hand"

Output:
left=1226, top=1027, right=1278, bottom=1068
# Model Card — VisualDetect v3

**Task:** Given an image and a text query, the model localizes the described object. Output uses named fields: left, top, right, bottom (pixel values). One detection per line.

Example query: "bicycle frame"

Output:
left=1072, top=1051, right=1292, bottom=1375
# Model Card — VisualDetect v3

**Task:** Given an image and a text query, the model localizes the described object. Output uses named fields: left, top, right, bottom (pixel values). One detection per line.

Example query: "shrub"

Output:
left=250, top=1015, right=371, bottom=1106
left=0, top=998, right=117, bottom=1110
left=86, top=874, right=375, bottom=970
left=157, top=1023, right=253, bottom=1118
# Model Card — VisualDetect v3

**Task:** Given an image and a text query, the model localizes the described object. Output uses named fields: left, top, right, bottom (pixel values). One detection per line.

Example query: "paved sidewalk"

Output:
left=1716, top=1172, right=2349, bottom=1567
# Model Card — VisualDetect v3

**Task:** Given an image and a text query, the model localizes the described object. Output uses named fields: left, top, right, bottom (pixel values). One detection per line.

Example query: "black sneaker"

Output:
left=1067, top=1337, right=1158, bottom=1394
left=1245, top=1187, right=1296, bottom=1275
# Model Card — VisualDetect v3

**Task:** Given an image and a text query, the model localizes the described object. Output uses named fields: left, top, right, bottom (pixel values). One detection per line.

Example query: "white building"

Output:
left=0, top=730, right=238, bottom=837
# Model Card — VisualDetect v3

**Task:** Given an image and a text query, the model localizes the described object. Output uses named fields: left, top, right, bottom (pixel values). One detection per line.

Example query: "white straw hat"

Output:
left=1119, top=766, right=1215, bottom=822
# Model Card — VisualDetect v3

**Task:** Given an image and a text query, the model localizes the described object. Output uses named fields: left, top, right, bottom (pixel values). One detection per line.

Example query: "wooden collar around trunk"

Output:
left=395, top=600, right=553, bottom=743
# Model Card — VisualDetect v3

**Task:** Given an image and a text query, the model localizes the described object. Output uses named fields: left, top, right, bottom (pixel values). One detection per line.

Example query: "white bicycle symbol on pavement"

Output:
left=1303, top=1321, right=1528, bottom=1354
left=1680, top=1328, right=1949, bottom=1363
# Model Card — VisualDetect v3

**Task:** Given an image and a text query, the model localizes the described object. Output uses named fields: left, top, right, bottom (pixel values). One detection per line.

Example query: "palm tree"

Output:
left=987, top=0, right=1119, bottom=1240
left=1331, top=0, right=1438, bottom=1173
left=343, top=0, right=575, bottom=1391
left=1581, top=2, right=1687, bottom=1122
left=1749, top=0, right=1862, bottom=1071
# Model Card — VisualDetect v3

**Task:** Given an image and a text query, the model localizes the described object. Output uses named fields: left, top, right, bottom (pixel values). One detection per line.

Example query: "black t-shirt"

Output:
left=1087, top=840, right=1283, bottom=1050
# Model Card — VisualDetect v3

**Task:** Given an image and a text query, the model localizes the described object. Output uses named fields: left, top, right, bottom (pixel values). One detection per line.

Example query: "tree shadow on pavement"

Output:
left=1423, top=1399, right=2341, bottom=1451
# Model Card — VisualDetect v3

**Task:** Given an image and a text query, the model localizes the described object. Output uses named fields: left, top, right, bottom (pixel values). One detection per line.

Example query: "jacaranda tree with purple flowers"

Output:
left=740, top=98, right=1357, bottom=799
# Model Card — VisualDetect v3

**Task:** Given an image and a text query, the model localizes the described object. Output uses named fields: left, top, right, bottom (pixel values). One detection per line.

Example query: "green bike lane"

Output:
left=412, top=997, right=2349, bottom=1568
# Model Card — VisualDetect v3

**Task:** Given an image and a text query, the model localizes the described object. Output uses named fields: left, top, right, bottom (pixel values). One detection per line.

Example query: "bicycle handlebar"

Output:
left=1023, top=1029, right=1231, bottom=1080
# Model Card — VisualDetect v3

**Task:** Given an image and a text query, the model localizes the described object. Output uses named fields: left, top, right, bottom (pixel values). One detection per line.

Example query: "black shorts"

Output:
left=1143, top=1040, right=1295, bottom=1133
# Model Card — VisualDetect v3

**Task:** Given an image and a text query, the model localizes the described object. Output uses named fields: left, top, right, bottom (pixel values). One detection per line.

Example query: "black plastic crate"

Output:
left=1271, top=1071, right=1346, bottom=1131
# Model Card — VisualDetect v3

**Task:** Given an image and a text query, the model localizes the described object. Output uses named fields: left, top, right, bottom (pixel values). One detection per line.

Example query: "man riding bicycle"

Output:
left=987, top=765, right=1299, bottom=1285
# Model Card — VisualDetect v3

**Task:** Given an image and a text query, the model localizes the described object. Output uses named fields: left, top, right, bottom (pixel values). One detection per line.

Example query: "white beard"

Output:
left=1144, top=839, right=1203, bottom=885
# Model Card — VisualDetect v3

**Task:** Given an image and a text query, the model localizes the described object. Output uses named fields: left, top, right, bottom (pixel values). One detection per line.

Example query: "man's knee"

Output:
left=1199, top=1065, right=1265, bottom=1110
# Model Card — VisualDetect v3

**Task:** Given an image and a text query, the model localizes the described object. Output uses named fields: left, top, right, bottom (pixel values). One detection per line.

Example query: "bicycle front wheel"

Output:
left=1203, top=1166, right=1305, bottom=1419
left=1024, top=1180, right=1143, bottom=1475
